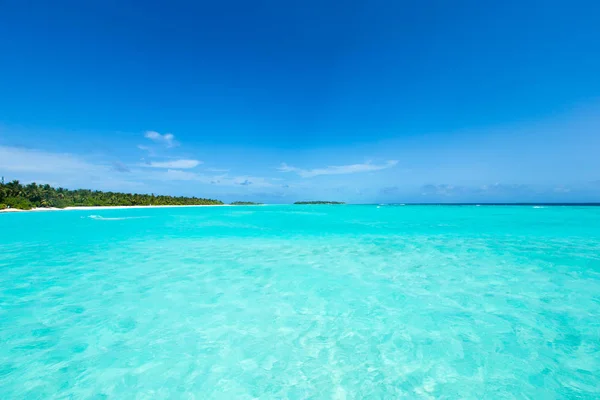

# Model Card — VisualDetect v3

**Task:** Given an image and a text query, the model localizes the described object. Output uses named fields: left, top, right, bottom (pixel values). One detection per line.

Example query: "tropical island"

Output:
left=0, top=180, right=222, bottom=210
left=230, top=201, right=263, bottom=205
left=294, top=201, right=346, bottom=205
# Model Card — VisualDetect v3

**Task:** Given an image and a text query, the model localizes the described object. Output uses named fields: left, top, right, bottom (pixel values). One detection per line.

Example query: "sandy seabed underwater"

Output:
left=1, top=205, right=599, bottom=399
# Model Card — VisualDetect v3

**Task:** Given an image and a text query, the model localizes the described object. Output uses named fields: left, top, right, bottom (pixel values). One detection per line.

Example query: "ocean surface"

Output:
left=1, top=205, right=599, bottom=399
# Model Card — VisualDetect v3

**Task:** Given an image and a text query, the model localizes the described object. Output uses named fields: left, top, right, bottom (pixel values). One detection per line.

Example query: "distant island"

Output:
left=230, top=201, right=263, bottom=205
left=0, top=180, right=222, bottom=210
left=294, top=201, right=346, bottom=205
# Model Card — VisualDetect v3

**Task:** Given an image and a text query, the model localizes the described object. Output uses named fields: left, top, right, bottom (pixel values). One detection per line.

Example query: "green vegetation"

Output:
left=3, top=197, right=33, bottom=210
left=294, top=201, right=345, bottom=205
left=0, top=180, right=223, bottom=210
left=230, top=201, right=263, bottom=205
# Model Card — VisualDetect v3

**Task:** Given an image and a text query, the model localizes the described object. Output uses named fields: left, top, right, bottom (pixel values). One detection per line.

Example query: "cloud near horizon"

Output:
left=142, top=159, right=202, bottom=169
left=161, top=169, right=275, bottom=188
left=278, top=160, right=398, bottom=178
left=112, top=161, right=130, bottom=173
left=416, top=183, right=587, bottom=201
left=205, top=167, right=230, bottom=173
left=0, top=145, right=142, bottom=191
left=0, top=145, right=277, bottom=193
left=144, top=131, right=178, bottom=148
left=3, top=141, right=598, bottom=203
left=0, top=146, right=92, bottom=174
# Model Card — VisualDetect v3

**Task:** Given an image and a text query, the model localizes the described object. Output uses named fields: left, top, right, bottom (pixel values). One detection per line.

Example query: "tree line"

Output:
left=0, top=180, right=223, bottom=210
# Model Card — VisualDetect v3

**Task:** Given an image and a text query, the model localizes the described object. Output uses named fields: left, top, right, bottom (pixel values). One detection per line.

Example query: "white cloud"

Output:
left=163, top=169, right=199, bottom=180
left=112, top=161, right=130, bottom=173
left=231, top=176, right=278, bottom=188
left=144, top=131, right=178, bottom=148
left=0, top=145, right=276, bottom=194
left=157, top=169, right=275, bottom=188
left=278, top=160, right=398, bottom=178
left=0, top=146, right=94, bottom=173
left=0, top=146, right=142, bottom=191
left=136, top=144, right=157, bottom=157
left=421, top=183, right=545, bottom=197
left=553, top=186, right=571, bottom=193
left=142, top=159, right=202, bottom=169
left=205, top=167, right=230, bottom=173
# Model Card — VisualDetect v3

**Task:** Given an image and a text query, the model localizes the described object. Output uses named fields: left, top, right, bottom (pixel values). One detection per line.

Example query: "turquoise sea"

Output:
left=1, top=205, right=600, bottom=399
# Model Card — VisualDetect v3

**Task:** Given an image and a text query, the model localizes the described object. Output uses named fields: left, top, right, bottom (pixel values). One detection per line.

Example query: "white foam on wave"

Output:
left=532, top=206, right=546, bottom=209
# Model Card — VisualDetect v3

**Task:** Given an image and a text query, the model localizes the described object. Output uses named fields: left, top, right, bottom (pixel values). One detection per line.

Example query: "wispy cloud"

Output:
left=0, top=145, right=279, bottom=195
left=420, top=183, right=561, bottom=198
left=0, top=146, right=142, bottom=191
left=142, top=159, right=202, bottom=169
left=553, top=186, right=571, bottom=193
left=205, top=167, right=230, bottom=173
left=144, top=131, right=178, bottom=148
left=159, top=169, right=274, bottom=188
left=421, top=184, right=470, bottom=197
left=163, top=169, right=199, bottom=180
left=112, top=161, right=130, bottom=173
left=0, top=146, right=93, bottom=173
left=380, top=186, right=400, bottom=195
left=278, top=160, right=398, bottom=178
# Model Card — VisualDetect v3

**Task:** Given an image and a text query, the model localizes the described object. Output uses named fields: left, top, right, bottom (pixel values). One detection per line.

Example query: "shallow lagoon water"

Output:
left=1, top=205, right=600, bottom=398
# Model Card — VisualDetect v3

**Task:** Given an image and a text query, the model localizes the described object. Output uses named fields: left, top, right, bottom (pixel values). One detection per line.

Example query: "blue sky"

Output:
left=1, top=1, right=599, bottom=203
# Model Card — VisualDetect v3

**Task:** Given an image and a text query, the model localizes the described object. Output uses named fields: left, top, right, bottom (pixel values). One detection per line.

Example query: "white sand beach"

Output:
left=0, top=204, right=231, bottom=213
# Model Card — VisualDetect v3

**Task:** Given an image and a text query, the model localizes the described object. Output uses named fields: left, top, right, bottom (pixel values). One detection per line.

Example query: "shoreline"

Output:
left=0, top=204, right=231, bottom=213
